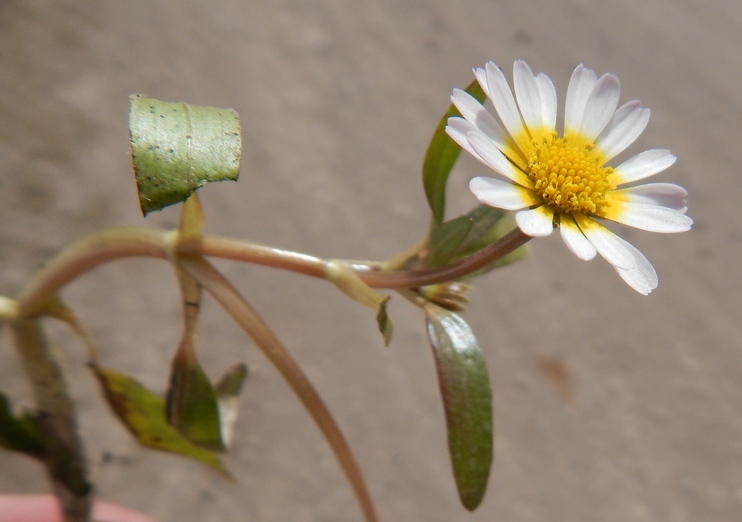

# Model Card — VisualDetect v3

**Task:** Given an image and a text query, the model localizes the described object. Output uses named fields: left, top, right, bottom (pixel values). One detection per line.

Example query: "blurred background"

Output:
left=1, top=1, right=740, bottom=521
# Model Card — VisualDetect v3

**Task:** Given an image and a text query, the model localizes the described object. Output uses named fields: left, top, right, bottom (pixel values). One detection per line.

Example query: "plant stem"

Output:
left=180, top=256, right=379, bottom=522
left=16, top=226, right=530, bottom=317
left=10, top=318, right=92, bottom=522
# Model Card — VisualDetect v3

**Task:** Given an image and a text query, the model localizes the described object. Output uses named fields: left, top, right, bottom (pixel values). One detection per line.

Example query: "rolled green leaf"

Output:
left=425, top=304, right=493, bottom=511
left=422, top=80, right=486, bottom=225
left=89, top=363, right=230, bottom=478
left=129, top=96, right=241, bottom=215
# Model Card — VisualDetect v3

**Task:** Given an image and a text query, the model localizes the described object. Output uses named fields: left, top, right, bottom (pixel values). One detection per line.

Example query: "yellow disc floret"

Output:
left=525, top=133, right=616, bottom=216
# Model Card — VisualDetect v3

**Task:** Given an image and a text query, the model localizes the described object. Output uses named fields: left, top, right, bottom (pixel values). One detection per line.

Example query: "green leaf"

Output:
left=425, top=304, right=492, bottom=511
left=426, top=215, right=474, bottom=267
left=166, top=351, right=225, bottom=453
left=426, top=205, right=528, bottom=274
left=89, top=363, right=230, bottom=478
left=129, top=95, right=241, bottom=215
left=214, top=363, right=248, bottom=448
left=0, top=393, right=45, bottom=460
left=422, top=79, right=486, bottom=225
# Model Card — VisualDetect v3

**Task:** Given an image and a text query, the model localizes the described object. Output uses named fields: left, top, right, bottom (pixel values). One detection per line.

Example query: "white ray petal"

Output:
left=466, top=131, right=532, bottom=188
left=474, top=67, right=490, bottom=98
left=607, top=202, right=693, bottom=233
left=559, top=214, right=597, bottom=260
left=565, top=64, right=597, bottom=134
left=485, top=62, right=526, bottom=140
left=469, top=177, right=537, bottom=210
left=451, top=89, right=507, bottom=148
left=536, top=73, right=557, bottom=131
left=513, top=60, right=543, bottom=132
left=610, top=235, right=658, bottom=295
left=615, top=149, right=677, bottom=184
left=579, top=73, right=621, bottom=140
left=446, top=118, right=484, bottom=161
left=596, top=101, right=650, bottom=161
left=573, top=214, right=636, bottom=270
left=515, top=206, right=554, bottom=236
left=611, top=183, right=688, bottom=212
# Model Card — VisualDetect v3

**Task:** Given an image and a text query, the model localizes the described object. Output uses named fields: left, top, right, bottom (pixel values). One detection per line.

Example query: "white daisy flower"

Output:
left=446, top=60, right=692, bottom=294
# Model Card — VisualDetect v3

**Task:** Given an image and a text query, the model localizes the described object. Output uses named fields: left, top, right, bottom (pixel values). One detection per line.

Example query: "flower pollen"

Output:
left=526, top=133, right=616, bottom=216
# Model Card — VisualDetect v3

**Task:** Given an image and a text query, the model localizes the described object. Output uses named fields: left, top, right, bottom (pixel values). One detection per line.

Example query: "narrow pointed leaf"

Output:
left=425, top=304, right=493, bottom=511
left=428, top=206, right=528, bottom=275
left=0, top=393, right=45, bottom=460
left=214, top=363, right=248, bottom=448
left=166, top=349, right=225, bottom=452
left=326, top=261, right=393, bottom=345
left=89, top=364, right=230, bottom=478
left=426, top=215, right=474, bottom=267
left=423, top=80, right=486, bottom=224
left=129, top=95, right=241, bottom=215
left=166, top=256, right=224, bottom=451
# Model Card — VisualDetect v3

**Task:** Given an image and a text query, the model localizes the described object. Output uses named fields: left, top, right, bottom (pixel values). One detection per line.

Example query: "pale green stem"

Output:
left=179, top=256, right=379, bottom=522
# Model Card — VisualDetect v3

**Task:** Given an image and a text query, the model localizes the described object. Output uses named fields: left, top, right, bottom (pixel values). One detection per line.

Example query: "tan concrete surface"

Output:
left=1, top=1, right=740, bottom=521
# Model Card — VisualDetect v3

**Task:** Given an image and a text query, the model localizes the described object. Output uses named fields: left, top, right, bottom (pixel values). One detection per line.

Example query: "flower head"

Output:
left=446, top=60, right=692, bottom=294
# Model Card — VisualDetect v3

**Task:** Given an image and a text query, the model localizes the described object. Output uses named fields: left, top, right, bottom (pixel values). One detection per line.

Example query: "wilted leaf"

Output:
left=425, top=304, right=492, bottom=511
left=326, top=261, right=393, bottom=346
left=375, top=296, right=393, bottom=347
left=422, top=79, right=486, bottom=225
left=89, top=363, right=230, bottom=477
left=214, top=363, right=248, bottom=448
left=129, top=96, right=241, bottom=215
left=0, top=393, right=45, bottom=460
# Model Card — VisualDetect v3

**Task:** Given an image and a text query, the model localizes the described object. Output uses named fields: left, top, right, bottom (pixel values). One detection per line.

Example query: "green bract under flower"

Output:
left=447, top=60, right=692, bottom=294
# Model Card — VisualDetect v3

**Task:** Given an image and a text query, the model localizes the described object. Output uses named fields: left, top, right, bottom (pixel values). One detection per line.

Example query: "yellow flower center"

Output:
left=525, top=133, right=616, bottom=215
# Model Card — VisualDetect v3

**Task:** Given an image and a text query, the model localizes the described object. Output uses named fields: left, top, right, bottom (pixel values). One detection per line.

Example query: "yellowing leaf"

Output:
left=89, top=363, right=230, bottom=478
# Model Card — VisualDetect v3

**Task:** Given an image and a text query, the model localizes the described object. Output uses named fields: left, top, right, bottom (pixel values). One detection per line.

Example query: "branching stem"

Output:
left=16, top=226, right=530, bottom=316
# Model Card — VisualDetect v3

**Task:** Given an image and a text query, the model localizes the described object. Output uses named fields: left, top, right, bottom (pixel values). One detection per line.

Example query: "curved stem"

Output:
left=351, top=228, right=531, bottom=288
left=16, top=227, right=169, bottom=317
left=180, top=256, right=378, bottom=522
left=15, top=226, right=530, bottom=317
